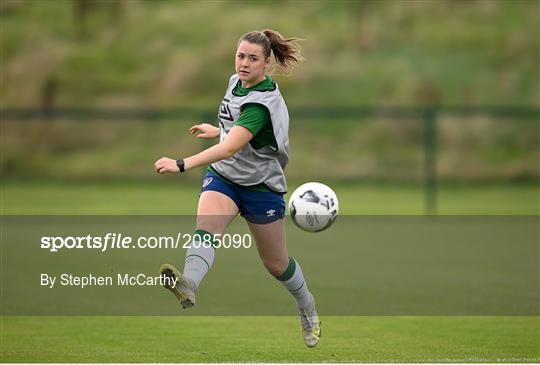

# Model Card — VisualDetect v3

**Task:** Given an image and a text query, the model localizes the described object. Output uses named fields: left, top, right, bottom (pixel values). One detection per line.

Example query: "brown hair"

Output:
left=238, top=29, right=303, bottom=71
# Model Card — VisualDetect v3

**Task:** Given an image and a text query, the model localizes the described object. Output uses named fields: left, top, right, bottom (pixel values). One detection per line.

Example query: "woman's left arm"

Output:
left=154, top=126, right=253, bottom=174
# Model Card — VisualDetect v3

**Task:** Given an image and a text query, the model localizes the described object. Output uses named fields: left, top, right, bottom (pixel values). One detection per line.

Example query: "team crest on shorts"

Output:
left=202, top=177, right=213, bottom=188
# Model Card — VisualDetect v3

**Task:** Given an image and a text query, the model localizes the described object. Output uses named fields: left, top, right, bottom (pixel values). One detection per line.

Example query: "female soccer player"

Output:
left=154, top=29, right=320, bottom=348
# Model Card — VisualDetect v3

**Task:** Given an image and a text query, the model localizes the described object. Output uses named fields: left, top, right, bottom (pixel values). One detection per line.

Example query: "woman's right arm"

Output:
left=154, top=125, right=253, bottom=174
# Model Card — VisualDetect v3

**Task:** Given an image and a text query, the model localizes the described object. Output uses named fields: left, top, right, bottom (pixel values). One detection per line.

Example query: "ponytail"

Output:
left=238, top=29, right=303, bottom=71
left=262, top=29, right=303, bottom=70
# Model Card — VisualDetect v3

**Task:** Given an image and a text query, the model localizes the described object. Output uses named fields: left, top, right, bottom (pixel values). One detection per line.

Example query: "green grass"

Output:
left=3, top=215, right=536, bottom=317
left=1, top=181, right=538, bottom=362
left=1, top=180, right=538, bottom=215
left=2, top=1, right=538, bottom=106
left=1, top=317, right=538, bottom=362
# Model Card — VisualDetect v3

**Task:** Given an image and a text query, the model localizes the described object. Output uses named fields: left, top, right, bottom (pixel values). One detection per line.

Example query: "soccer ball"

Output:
left=288, top=182, right=339, bottom=232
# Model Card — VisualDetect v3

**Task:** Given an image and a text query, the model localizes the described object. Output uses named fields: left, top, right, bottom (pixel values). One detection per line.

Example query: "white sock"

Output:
left=182, top=230, right=216, bottom=289
left=276, top=257, right=312, bottom=309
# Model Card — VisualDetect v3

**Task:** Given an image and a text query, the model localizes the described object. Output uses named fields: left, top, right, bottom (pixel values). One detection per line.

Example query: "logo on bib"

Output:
left=202, top=177, right=213, bottom=188
left=219, top=98, right=233, bottom=121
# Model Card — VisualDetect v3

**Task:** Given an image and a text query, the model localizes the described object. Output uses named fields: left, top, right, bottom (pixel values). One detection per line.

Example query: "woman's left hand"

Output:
left=154, top=157, right=180, bottom=174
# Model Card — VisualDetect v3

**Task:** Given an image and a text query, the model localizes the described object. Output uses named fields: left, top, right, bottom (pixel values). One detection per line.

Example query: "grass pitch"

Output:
left=1, top=180, right=539, bottom=362
left=1, top=317, right=538, bottom=362
left=1, top=180, right=538, bottom=215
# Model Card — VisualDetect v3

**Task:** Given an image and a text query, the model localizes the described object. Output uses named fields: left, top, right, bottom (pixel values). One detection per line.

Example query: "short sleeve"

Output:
left=235, top=103, right=270, bottom=136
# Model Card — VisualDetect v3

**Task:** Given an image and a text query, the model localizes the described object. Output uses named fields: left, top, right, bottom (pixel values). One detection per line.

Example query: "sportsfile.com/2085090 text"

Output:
left=40, top=232, right=253, bottom=252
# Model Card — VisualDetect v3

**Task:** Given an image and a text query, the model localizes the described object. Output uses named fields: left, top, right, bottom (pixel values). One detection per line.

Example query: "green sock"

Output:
left=276, top=257, right=312, bottom=308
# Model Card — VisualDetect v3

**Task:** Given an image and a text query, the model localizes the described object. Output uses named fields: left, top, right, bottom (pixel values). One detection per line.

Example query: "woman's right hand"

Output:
left=189, top=123, right=220, bottom=139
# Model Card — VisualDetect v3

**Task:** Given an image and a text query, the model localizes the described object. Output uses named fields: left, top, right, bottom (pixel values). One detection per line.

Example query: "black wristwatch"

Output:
left=176, top=159, right=185, bottom=173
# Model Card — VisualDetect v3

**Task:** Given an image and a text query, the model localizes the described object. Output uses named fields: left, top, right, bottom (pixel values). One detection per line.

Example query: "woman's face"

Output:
left=235, top=40, right=269, bottom=87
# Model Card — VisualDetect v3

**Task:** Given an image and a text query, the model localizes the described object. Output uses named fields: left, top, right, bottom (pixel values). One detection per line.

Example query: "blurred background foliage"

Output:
left=0, top=0, right=538, bottom=184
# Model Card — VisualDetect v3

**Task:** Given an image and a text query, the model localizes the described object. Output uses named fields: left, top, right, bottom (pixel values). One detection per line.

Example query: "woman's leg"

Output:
left=161, top=189, right=239, bottom=309
left=247, top=218, right=311, bottom=307
left=196, top=190, right=239, bottom=234
left=183, top=190, right=239, bottom=289
left=246, top=218, right=289, bottom=276
left=246, top=218, right=321, bottom=347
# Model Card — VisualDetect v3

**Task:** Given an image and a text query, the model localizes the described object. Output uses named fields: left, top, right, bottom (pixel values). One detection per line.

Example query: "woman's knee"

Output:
left=195, top=219, right=225, bottom=236
left=264, top=258, right=289, bottom=277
